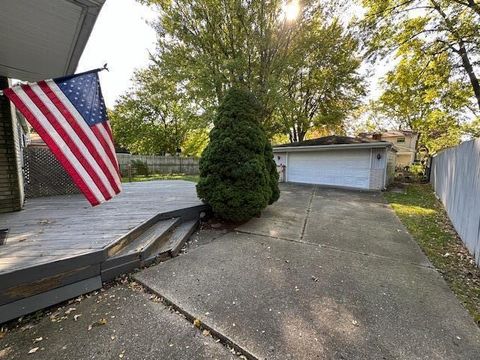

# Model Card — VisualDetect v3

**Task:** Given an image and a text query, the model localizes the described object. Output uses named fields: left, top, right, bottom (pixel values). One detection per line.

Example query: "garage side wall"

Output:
left=386, top=150, right=396, bottom=186
left=369, top=148, right=387, bottom=190
left=273, top=152, right=287, bottom=182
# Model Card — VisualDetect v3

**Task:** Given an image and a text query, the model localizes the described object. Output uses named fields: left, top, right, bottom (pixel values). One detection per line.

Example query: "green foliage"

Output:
left=138, top=0, right=364, bottom=142
left=278, top=18, right=365, bottom=142
left=131, top=160, right=150, bottom=176
left=385, top=184, right=480, bottom=325
left=462, top=117, right=480, bottom=138
left=122, top=173, right=199, bottom=183
left=360, top=0, right=480, bottom=113
left=409, top=163, right=425, bottom=176
left=109, top=66, right=207, bottom=155
left=264, top=140, right=280, bottom=205
left=196, top=88, right=279, bottom=222
left=182, top=128, right=210, bottom=157
left=361, top=0, right=480, bottom=154
left=374, top=49, right=471, bottom=154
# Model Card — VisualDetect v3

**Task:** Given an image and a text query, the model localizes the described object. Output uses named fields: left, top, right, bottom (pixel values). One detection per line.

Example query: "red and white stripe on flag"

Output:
left=3, top=71, right=121, bottom=206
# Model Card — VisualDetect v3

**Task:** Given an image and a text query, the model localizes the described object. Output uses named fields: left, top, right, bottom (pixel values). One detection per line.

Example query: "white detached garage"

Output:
left=273, top=136, right=396, bottom=190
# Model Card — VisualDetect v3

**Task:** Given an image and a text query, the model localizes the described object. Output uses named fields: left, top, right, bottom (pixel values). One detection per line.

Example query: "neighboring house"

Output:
left=273, top=135, right=396, bottom=191
left=359, top=131, right=418, bottom=168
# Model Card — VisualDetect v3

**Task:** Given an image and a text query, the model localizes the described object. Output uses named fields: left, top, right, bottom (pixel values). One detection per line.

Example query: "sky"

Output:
left=77, top=0, right=157, bottom=108
left=78, top=0, right=387, bottom=110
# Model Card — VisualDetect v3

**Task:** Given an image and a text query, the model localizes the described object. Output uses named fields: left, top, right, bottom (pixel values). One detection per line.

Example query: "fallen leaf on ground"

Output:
left=73, top=314, right=81, bottom=321
left=28, top=347, right=39, bottom=354
left=193, top=318, right=201, bottom=328
left=0, top=347, right=12, bottom=357
left=88, top=318, right=108, bottom=330
left=33, top=337, right=43, bottom=343
left=65, top=308, right=76, bottom=315
left=202, top=329, right=210, bottom=336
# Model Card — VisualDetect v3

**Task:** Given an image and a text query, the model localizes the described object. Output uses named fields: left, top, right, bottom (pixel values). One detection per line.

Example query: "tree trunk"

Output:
left=290, top=126, right=298, bottom=143
left=458, top=41, right=480, bottom=111
left=430, top=0, right=480, bottom=111
left=297, top=131, right=306, bottom=142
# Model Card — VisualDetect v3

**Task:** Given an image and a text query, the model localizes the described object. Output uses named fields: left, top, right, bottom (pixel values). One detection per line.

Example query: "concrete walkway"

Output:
left=136, top=184, right=480, bottom=359
left=0, top=284, right=234, bottom=360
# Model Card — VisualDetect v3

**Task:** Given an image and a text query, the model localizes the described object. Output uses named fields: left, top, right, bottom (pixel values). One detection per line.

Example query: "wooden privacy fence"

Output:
left=431, top=138, right=480, bottom=266
left=116, top=154, right=199, bottom=176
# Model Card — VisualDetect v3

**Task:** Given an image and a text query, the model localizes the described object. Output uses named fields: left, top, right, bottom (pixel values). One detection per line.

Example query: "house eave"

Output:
left=0, top=0, right=105, bottom=82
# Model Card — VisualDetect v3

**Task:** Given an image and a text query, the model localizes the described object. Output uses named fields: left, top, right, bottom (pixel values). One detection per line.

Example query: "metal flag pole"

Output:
left=0, top=64, right=109, bottom=96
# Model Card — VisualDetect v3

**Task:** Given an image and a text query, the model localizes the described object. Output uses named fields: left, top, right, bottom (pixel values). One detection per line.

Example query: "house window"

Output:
left=397, top=137, right=405, bottom=143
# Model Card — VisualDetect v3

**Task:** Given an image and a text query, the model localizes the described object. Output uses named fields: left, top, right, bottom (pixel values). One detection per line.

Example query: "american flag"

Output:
left=3, top=70, right=121, bottom=206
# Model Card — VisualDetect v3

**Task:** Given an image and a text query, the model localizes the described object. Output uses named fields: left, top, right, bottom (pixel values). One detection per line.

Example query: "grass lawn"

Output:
left=385, top=184, right=480, bottom=326
left=121, top=173, right=199, bottom=183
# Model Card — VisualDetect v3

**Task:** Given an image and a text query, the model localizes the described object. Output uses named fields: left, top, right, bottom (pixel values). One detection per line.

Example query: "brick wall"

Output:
left=0, top=76, right=22, bottom=212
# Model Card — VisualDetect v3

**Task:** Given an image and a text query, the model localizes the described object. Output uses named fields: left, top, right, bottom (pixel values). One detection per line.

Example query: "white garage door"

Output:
left=287, top=150, right=371, bottom=189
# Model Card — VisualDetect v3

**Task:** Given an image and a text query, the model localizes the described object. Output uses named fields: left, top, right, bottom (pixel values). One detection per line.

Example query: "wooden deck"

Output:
left=0, top=180, right=204, bottom=323
left=0, top=180, right=201, bottom=273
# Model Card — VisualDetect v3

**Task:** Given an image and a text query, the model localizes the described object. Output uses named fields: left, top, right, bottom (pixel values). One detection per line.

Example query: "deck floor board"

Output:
left=0, top=181, right=201, bottom=275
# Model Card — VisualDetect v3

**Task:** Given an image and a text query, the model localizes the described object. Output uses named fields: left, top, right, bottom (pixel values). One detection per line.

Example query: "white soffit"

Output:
left=0, top=0, right=105, bottom=81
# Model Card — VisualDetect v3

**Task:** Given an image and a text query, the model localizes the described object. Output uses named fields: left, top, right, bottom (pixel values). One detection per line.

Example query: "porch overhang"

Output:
left=0, top=0, right=105, bottom=82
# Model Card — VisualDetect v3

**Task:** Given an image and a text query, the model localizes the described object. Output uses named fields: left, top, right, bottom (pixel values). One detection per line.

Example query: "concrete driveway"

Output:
left=136, top=183, right=480, bottom=359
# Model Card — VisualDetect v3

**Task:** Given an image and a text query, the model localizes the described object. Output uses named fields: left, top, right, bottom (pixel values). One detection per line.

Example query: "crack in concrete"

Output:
left=234, top=228, right=435, bottom=271
left=138, top=280, right=259, bottom=360
left=300, top=185, right=316, bottom=240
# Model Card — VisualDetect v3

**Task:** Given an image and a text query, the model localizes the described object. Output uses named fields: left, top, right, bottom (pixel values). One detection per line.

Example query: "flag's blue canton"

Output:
left=55, top=73, right=107, bottom=126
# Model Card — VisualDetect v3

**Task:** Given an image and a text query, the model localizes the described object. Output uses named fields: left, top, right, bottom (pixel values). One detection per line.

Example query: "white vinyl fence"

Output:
left=431, top=138, right=480, bottom=266
left=116, top=154, right=199, bottom=176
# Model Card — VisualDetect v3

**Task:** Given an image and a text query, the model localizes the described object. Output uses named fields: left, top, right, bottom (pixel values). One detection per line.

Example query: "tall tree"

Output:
left=140, top=0, right=364, bottom=140
left=141, top=0, right=302, bottom=132
left=197, top=87, right=279, bottom=221
left=278, top=18, right=364, bottom=142
left=361, top=0, right=480, bottom=112
left=374, top=45, right=473, bottom=153
left=110, top=66, right=204, bottom=155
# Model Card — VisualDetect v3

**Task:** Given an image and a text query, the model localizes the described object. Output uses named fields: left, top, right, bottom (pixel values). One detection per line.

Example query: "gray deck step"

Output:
left=159, top=219, right=199, bottom=257
left=101, top=218, right=180, bottom=281
left=0, top=201, right=210, bottom=324
left=142, top=219, right=199, bottom=266
left=118, top=217, right=180, bottom=256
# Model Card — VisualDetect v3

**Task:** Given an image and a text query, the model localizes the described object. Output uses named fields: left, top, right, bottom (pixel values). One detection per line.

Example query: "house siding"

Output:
left=0, top=76, right=22, bottom=212
left=383, top=133, right=418, bottom=167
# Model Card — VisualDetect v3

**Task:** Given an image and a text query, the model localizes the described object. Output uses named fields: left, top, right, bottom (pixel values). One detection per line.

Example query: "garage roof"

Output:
left=273, top=136, right=393, bottom=152
left=0, top=0, right=105, bottom=82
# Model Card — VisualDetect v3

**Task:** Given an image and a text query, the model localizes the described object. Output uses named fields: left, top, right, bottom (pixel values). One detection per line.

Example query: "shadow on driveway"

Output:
left=136, top=184, right=480, bottom=359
